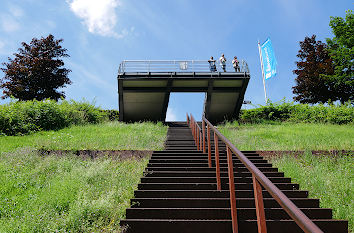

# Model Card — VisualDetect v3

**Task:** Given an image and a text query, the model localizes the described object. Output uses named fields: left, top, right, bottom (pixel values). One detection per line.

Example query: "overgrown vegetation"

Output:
left=0, top=121, right=167, bottom=153
left=0, top=99, right=112, bottom=136
left=271, top=152, right=353, bottom=231
left=0, top=149, right=148, bottom=232
left=240, top=101, right=353, bottom=124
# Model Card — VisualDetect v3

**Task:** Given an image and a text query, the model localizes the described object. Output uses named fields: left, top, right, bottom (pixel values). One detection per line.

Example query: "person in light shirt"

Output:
left=219, top=54, right=226, bottom=72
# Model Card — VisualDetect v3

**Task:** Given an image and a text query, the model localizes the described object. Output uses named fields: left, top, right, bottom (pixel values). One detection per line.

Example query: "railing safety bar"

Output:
left=200, top=115, right=324, bottom=233
left=118, top=60, right=250, bottom=74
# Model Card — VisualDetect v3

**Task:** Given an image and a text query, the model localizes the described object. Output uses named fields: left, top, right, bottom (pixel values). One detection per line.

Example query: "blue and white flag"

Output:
left=260, top=38, right=277, bottom=80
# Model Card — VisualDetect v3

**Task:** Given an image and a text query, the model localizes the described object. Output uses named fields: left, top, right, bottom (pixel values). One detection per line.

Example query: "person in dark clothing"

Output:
left=208, top=56, right=217, bottom=72
left=232, top=56, right=240, bottom=72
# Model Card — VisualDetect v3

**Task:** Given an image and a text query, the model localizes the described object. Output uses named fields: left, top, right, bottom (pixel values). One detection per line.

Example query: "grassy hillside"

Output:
left=0, top=121, right=168, bottom=153
left=271, top=153, right=353, bottom=232
left=0, top=150, right=148, bottom=232
left=219, top=122, right=354, bottom=151
left=219, top=122, right=353, bottom=231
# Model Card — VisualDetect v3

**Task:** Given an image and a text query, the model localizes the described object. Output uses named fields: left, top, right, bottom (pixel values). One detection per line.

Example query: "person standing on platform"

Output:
left=208, top=56, right=217, bottom=72
left=219, top=54, right=227, bottom=72
left=232, top=56, right=240, bottom=72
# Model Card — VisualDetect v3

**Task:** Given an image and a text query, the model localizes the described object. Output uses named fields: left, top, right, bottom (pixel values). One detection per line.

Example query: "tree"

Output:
left=292, top=35, right=336, bottom=104
left=323, top=10, right=354, bottom=103
left=0, top=34, right=72, bottom=101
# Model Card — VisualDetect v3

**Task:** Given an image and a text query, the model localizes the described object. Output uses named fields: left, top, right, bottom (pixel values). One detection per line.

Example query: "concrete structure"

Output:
left=117, top=60, right=250, bottom=124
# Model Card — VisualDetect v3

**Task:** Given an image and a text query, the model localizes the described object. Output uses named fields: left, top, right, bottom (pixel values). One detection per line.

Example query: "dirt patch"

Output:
left=38, top=149, right=153, bottom=160
left=257, top=150, right=353, bottom=159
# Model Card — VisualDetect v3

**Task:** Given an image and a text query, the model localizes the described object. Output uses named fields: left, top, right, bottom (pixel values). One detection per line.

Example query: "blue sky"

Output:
left=0, top=0, right=352, bottom=121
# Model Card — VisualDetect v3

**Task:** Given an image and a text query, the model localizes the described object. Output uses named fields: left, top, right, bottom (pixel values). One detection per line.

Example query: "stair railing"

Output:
left=187, top=114, right=324, bottom=233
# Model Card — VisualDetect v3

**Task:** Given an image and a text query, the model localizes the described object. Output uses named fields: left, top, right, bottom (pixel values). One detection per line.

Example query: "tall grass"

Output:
left=271, top=152, right=353, bottom=231
left=0, top=149, right=148, bottom=232
left=0, top=121, right=168, bottom=153
left=219, top=122, right=354, bottom=151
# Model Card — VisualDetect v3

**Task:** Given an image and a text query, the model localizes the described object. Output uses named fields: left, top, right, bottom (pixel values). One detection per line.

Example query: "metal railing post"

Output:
left=253, top=174, right=267, bottom=233
left=227, top=146, right=238, bottom=233
left=207, top=125, right=211, bottom=168
left=199, top=130, right=202, bottom=151
left=214, top=132, right=221, bottom=191
left=197, top=127, right=200, bottom=151
left=202, top=120, right=206, bottom=153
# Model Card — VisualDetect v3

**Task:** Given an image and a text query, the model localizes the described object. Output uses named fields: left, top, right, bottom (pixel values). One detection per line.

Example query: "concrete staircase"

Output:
left=120, top=122, right=348, bottom=233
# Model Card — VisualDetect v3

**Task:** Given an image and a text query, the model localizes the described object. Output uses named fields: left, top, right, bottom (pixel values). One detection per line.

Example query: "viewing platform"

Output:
left=117, top=60, right=250, bottom=123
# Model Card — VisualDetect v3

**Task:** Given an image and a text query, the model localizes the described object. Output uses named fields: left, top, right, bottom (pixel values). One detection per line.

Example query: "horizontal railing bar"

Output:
left=118, top=59, right=250, bottom=74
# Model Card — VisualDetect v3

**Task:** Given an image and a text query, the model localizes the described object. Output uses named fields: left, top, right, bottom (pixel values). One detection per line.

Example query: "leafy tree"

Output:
left=292, top=35, right=336, bottom=104
left=323, top=10, right=354, bottom=103
left=0, top=34, right=72, bottom=101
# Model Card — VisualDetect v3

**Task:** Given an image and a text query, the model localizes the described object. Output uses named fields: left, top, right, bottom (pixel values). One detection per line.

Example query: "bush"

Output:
left=240, top=100, right=353, bottom=124
left=100, top=109, right=119, bottom=121
left=0, top=99, right=112, bottom=136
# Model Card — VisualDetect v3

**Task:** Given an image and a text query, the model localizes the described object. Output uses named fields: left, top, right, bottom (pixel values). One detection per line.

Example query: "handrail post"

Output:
left=253, top=175, right=267, bottom=233
left=202, top=120, right=206, bottom=153
left=195, top=120, right=197, bottom=145
left=199, top=131, right=202, bottom=151
left=186, top=113, right=189, bottom=125
left=197, top=127, right=200, bottom=150
left=207, top=125, right=211, bottom=168
left=214, top=132, right=221, bottom=191
left=227, top=146, right=238, bottom=233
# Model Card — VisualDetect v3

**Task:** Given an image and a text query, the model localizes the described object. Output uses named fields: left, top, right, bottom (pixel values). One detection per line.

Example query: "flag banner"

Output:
left=261, top=38, right=277, bottom=80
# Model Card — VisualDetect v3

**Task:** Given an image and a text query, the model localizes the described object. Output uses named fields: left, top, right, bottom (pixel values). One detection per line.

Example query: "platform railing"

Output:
left=118, top=60, right=249, bottom=73
left=187, top=113, right=324, bottom=233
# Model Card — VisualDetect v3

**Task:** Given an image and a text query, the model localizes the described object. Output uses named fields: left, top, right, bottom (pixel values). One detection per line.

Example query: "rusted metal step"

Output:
left=144, top=171, right=285, bottom=177
left=146, top=162, right=273, bottom=167
left=137, top=183, right=300, bottom=190
left=146, top=166, right=279, bottom=172
left=130, top=198, right=320, bottom=208
left=139, top=177, right=291, bottom=183
left=121, top=219, right=348, bottom=233
left=126, top=207, right=332, bottom=220
left=134, top=190, right=308, bottom=198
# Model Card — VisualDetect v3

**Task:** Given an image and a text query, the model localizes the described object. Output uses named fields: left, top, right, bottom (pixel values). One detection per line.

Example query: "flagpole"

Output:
left=258, top=40, right=268, bottom=104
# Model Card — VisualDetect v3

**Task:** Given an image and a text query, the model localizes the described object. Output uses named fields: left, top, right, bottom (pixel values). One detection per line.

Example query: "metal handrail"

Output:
left=118, top=60, right=250, bottom=73
left=187, top=113, right=324, bottom=233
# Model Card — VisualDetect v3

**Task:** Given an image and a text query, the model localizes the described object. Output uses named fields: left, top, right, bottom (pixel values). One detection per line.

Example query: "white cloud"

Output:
left=166, top=107, right=178, bottom=121
left=8, top=5, right=24, bottom=18
left=0, top=5, right=24, bottom=33
left=67, top=0, right=123, bottom=38
left=1, top=15, right=20, bottom=32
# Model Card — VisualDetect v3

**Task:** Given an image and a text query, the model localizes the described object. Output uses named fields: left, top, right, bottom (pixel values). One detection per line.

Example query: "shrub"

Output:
left=0, top=99, right=111, bottom=136
left=240, top=100, right=353, bottom=124
left=100, top=109, right=119, bottom=121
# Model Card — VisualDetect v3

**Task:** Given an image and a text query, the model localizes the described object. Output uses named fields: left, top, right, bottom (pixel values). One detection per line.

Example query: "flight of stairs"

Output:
left=120, top=122, right=348, bottom=233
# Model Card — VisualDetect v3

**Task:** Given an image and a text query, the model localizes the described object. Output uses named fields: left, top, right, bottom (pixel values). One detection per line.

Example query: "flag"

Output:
left=260, top=38, right=277, bottom=80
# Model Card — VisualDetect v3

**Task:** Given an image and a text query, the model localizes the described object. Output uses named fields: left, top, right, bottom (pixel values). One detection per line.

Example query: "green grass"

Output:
left=0, top=121, right=168, bottom=153
left=0, top=149, right=149, bottom=232
left=271, top=152, right=354, bottom=232
left=219, top=122, right=354, bottom=151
